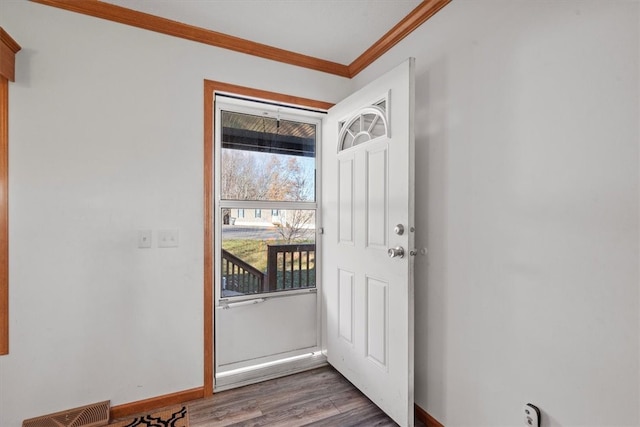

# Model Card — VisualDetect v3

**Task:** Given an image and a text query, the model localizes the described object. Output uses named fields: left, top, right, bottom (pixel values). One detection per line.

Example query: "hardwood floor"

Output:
left=189, top=366, right=423, bottom=427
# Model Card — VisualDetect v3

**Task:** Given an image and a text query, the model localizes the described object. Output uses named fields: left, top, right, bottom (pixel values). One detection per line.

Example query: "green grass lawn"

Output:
left=222, top=239, right=275, bottom=272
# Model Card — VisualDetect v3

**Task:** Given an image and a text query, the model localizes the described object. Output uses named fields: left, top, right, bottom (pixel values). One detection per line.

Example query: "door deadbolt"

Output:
left=394, top=224, right=405, bottom=235
left=388, top=246, right=405, bottom=258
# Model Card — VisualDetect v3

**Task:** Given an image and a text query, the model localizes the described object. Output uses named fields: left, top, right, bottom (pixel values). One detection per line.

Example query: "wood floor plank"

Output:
left=231, top=397, right=340, bottom=426
left=303, top=403, right=396, bottom=427
left=188, top=366, right=400, bottom=427
left=328, top=388, right=375, bottom=413
left=189, top=398, right=262, bottom=427
left=256, top=372, right=353, bottom=412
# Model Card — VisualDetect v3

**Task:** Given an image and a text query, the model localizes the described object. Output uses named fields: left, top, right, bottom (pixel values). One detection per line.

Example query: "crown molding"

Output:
left=348, top=0, right=451, bottom=77
left=29, top=0, right=351, bottom=77
left=29, top=0, right=450, bottom=78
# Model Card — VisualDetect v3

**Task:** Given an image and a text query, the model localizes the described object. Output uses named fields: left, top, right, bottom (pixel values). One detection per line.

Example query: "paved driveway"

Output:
left=221, top=225, right=283, bottom=240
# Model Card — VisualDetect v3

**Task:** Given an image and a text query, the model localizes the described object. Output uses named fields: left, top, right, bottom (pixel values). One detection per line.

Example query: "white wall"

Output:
left=2, top=1, right=638, bottom=426
left=0, top=2, right=351, bottom=426
left=354, top=1, right=639, bottom=426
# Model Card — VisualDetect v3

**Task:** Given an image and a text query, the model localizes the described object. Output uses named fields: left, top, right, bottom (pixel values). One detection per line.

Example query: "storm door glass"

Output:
left=217, top=104, right=319, bottom=298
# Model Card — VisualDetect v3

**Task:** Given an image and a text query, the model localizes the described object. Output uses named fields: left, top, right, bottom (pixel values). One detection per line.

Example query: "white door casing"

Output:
left=322, top=58, right=415, bottom=426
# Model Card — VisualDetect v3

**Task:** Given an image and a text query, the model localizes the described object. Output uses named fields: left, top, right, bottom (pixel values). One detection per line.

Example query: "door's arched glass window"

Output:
left=338, top=106, right=388, bottom=151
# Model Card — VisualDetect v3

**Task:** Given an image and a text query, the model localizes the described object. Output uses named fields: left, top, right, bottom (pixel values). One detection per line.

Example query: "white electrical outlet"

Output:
left=524, top=403, right=540, bottom=427
left=158, top=229, right=179, bottom=248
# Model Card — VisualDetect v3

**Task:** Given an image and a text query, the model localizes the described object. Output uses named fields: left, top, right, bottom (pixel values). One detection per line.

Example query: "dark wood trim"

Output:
left=203, top=79, right=332, bottom=396
left=0, top=27, right=19, bottom=356
left=205, top=80, right=333, bottom=111
left=203, top=80, right=214, bottom=396
left=29, top=0, right=350, bottom=77
left=110, top=387, right=204, bottom=420
left=348, top=0, right=451, bottom=77
left=0, top=27, right=21, bottom=82
left=415, top=403, right=445, bottom=427
left=0, top=78, right=8, bottom=356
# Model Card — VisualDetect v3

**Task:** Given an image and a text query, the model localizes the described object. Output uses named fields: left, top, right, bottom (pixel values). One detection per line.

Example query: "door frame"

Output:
left=203, top=80, right=333, bottom=395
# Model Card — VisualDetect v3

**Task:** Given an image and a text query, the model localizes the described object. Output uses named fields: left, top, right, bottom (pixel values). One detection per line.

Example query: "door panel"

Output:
left=216, top=293, right=318, bottom=367
left=338, top=157, right=355, bottom=244
left=365, top=276, right=388, bottom=368
left=338, top=269, right=355, bottom=344
left=322, top=58, right=415, bottom=427
left=366, top=145, right=388, bottom=249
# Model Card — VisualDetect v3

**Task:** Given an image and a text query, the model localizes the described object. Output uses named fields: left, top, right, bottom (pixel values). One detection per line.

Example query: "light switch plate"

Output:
left=138, top=230, right=152, bottom=248
left=158, top=229, right=179, bottom=248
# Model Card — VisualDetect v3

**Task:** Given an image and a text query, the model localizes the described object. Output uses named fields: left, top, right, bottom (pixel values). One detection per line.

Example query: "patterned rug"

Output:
left=110, top=405, right=188, bottom=427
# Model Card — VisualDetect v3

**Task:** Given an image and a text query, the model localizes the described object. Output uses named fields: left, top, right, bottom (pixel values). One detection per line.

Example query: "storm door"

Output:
left=214, top=96, right=325, bottom=390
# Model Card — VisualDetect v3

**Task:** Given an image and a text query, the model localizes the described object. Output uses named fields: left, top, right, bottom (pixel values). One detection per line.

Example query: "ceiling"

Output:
left=99, top=0, right=422, bottom=65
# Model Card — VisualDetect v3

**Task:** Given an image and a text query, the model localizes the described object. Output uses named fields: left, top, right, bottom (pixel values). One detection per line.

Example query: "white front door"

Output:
left=322, top=59, right=415, bottom=426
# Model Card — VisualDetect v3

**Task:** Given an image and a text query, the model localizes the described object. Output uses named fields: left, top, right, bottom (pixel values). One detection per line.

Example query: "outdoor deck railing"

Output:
left=221, top=244, right=316, bottom=295
left=266, top=243, right=316, bottom=292
left=221, top=249, right=265, bottom=294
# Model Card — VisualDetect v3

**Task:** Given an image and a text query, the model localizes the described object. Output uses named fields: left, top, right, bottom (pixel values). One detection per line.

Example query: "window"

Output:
left=216, top=96, right=321, bottom=298
left=338, top=101, right=388, bottom=151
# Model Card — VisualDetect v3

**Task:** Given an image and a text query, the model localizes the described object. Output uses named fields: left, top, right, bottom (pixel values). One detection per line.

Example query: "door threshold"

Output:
left=215, top=351, right=327, bottom=392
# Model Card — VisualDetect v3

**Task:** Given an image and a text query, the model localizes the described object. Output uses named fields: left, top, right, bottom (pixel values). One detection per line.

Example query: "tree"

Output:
left=221, top=150, right=268, bottom=200
left=275, top=209, right=315, bottom=243
left=270, top=157, right=314, bottom=242
left=220, top=149, right=315, bottom=242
